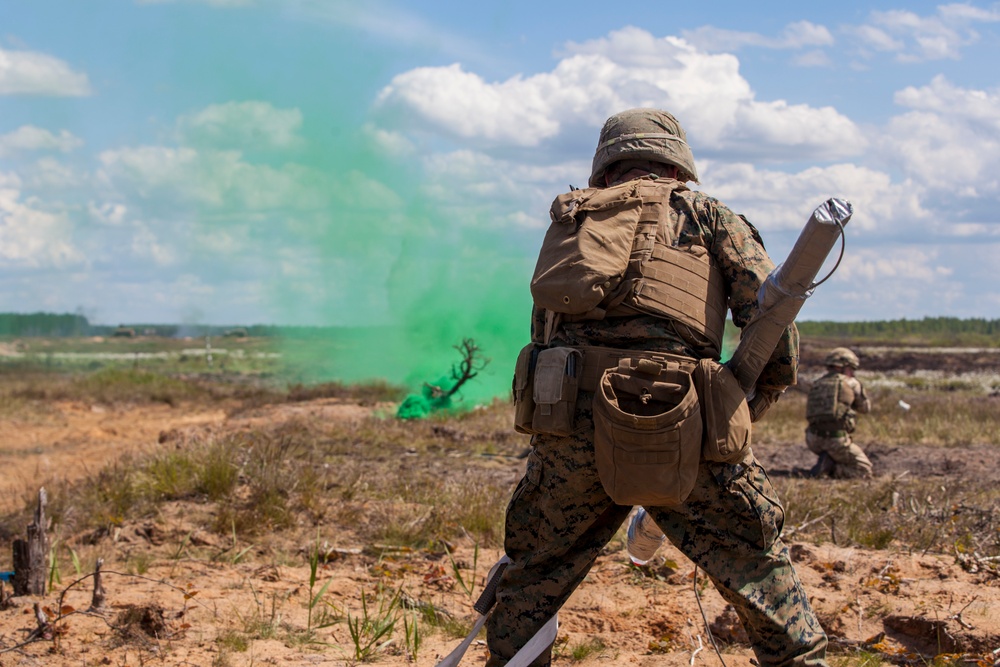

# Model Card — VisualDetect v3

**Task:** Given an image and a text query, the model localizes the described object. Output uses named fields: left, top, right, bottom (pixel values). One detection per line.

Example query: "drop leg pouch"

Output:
left=594, top=358, right=702, bottom=506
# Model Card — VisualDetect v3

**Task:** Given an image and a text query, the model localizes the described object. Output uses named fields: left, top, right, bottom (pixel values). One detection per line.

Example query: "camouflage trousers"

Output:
left=806, top=429, right=873, bottom=479
left=486, top=395, right=828, bottom=667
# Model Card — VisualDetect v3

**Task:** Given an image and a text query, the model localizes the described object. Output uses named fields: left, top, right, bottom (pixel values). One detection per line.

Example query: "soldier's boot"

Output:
left=809, top=453, right=835, bottom=478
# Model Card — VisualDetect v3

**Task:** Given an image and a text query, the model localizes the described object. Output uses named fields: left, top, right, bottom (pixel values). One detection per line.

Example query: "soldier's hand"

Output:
left=747, top=387, right=783, bottom=422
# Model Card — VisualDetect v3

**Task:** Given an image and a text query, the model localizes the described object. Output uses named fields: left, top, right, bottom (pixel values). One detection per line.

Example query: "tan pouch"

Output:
left=593, top=358, right=702, bottom=506
left=530, top=182, right=643, bottom=317
left=512, top=343, right=541, bottom=435
left=692, top=359, right=752, bottom=463
left=531, top=347, right=582, bottom=437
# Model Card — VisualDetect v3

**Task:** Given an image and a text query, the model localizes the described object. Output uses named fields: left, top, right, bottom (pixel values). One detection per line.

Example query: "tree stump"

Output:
left=12, top=488, right=49, bottom=596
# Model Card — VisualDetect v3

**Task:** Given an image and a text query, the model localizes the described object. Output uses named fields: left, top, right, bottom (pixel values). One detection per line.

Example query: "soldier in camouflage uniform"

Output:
left=487, top=109, right=828, bottom=667
left=805, top=347, right=872, bottom=479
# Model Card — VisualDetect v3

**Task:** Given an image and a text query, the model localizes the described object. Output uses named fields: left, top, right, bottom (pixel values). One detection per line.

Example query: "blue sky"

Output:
left=2, top=0, right=1000, bottom=328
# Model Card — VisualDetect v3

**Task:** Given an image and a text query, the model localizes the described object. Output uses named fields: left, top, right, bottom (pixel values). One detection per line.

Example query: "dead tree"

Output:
left=425, top=338, right=491, bottom=400
left=12, top=488, right=50, bottom=596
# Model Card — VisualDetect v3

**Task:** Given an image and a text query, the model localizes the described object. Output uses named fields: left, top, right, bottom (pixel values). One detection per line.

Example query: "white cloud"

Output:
left=375, top=27, right=866, bottom=162
left=880, top=76, right=1000, bottom=195
left=0, top=46, right=92, bottom=96
left=420, top=149, right=577, bottom=230
left=130, top=227, right=177, bottom=266
left=22, top=158, right=81, bottom=192
left=791, top=50, right=833, bottom=67
left=0, top=126, right=83, bottom=157
left=849, top=4, right=1000, bottom=62
left=682, top=20, right=834, bottom=52
left=700, top=162, right=927, bottom=235
left=0, top=186, right=83, bottom=267
left=839, top=247, right=952, bottom=283
left=88, top=202, right=130, bottom=226
left=97, top=145, right=324, bottom=210
left=177, top=101, right=304, bottom=150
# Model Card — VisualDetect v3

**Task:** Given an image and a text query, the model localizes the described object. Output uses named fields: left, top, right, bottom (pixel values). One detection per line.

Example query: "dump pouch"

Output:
left=531, top=347, right=583, bottom=437
left=692, top=359, right=752, bottom=463
left=593, top=358, right=702, bottom=506
left=512, top=343, right=541, bottom=435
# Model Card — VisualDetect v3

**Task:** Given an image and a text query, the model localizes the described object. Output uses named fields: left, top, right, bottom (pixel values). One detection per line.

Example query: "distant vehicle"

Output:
left=112, top=326, right=136, bottom=338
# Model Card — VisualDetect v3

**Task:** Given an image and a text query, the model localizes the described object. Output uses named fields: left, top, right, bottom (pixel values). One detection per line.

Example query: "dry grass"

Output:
left=754, top=384, right=1000, bottom=447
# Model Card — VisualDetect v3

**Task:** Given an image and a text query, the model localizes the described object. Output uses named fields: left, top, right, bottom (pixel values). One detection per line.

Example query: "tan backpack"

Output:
left=529, top=178, right=727, bottom=353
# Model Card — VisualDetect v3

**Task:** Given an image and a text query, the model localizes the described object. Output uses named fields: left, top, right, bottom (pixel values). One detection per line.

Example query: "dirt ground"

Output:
left=0, top=348, right=998, bottom=667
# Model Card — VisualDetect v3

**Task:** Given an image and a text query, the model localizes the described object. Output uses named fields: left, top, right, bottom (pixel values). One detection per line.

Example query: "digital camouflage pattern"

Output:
left=490, top=104, right=819, bottom=666
left=488, top=184, right=820, bottom=665
left=486, top=395, right=828, bottom=667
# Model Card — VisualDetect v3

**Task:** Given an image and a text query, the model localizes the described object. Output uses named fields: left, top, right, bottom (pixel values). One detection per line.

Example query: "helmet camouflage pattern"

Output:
left=825, top=347, right=860, bottom=369
left=589, top=108, right=699, bottom=187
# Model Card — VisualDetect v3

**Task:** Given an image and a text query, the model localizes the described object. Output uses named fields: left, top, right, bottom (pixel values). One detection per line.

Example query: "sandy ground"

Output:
left=0, top=390, right=998, bottom=665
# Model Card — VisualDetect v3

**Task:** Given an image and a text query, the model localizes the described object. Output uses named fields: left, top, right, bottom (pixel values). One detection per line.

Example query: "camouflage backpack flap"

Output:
left=531, top=180, right=650, bottom=317
left=806, top=373, right=857, bottom=432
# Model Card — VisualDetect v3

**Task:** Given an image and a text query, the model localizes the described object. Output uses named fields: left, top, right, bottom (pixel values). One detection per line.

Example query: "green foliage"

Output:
left=346, top=584, right=401, bottom=662
left=797, top=317, right=1000, bottom=346
left=0, top=312, right=90, bottom=337
left=570, top=636, right=608, bottom=661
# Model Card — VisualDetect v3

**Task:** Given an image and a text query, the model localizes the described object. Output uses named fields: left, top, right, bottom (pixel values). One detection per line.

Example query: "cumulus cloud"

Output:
left=177, top=101, right=304, bottom=150
left=0, top=126, right=83, bottom=157
left=700, top=162, right=927, bottom=235
left=0, top=186, right=83, bottom=267
left=0, top=46, right=92, bottom=96
left=375, top=27, right=866, bottom=162
left=879, top=76, right=1000, bottom=196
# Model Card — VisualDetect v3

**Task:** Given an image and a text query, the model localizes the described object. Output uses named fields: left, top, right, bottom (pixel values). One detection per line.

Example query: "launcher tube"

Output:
left=729, top=198, right=853, bottom=393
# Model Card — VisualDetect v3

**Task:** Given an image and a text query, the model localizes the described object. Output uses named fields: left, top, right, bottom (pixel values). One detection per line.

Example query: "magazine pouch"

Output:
left=594, top=357, right=702, bottom=506
left=692, top=358, right=752, bottom=463
left=531, top=347, right=583, bottom=437
left=512, top=343, right=542, bottom=435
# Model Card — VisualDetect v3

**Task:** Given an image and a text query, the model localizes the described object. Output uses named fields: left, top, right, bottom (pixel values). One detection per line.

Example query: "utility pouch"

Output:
left=692, top=359, right=752, bottom=463
left=593, top=358, right=702, bottom=506
left=531, top=347, right=583, bottom=437
left=512, top=343, right=542, bottom=435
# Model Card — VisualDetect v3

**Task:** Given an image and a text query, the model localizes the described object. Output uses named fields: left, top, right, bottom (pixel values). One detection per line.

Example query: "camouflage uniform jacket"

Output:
left=530, top=177, right=799, bottom=393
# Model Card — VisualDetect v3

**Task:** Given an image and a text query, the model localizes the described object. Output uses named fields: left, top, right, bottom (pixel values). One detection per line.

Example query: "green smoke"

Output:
left=152, top=6, right=536, bottom=405
left=258, top=111, right=535, bottom=405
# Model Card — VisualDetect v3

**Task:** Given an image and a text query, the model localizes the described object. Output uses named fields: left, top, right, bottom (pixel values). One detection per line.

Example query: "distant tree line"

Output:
left=797, top=317, right=1000, bottom=345
left=0, top=313, right=93, bottom=337
left=4, top=312, right=998, bottom=345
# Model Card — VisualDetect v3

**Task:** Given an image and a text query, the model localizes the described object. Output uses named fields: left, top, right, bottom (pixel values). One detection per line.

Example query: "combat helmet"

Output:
left=825, top=347, right=860, bottom=369
left=589, top=108, right=700, bottom=187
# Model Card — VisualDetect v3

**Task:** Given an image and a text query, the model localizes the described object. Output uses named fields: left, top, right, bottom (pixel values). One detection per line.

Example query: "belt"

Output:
left=810, top=429, right=847, bottom=438
left=573, top=345, right=698, bottom=393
